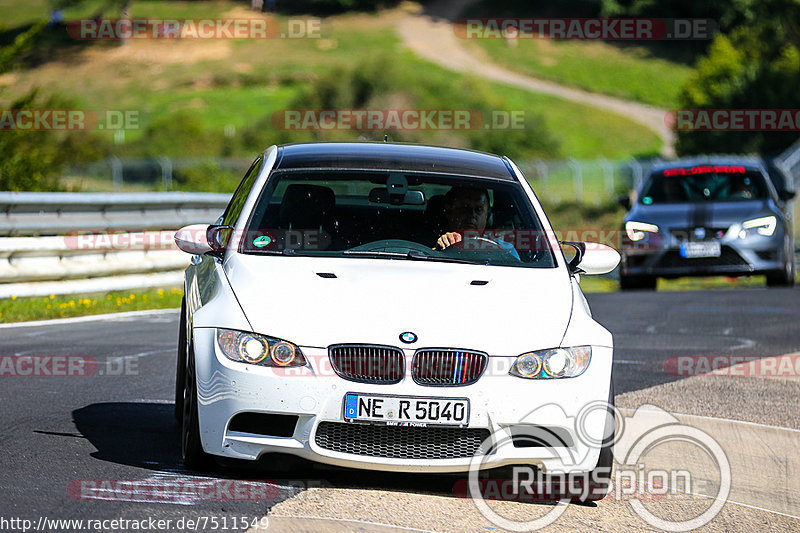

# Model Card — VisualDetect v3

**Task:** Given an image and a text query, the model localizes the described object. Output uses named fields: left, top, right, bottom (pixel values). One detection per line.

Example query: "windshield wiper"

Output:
left=342, top=249, right=488, bottom=265
left=252, top=248, right=310, bottom=256
left=342, top=250, right=408, bottom=258
left=406, top=251, right=488, bottom=265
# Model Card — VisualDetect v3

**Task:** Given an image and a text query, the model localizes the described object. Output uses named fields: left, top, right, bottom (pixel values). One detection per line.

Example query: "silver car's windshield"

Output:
left=239, top=170, right=556, bottom=268
left=641, top=167, right=770, bottom=204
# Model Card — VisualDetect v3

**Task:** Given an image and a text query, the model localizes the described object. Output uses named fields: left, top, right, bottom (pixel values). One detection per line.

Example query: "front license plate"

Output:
left=680, top=241, right=721, bottom=258
left=343, top=393, right=470, bottom=427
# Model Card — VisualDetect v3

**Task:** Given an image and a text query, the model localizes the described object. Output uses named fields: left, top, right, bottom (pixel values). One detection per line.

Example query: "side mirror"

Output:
left=561, top=241, right=620, bottom=275
left=778, top=190, right=796, bottom=202
left=616, top=195, right=631, bottom=210
left=206, top=225, right=234, bottom=256
left=174, top=224, right=213, bottom=255
left=174, top=224, right=234, bottom=257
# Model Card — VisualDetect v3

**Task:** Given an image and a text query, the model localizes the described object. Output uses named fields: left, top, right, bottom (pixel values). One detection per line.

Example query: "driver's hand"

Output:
left=435, top=232, right=462, bottom=250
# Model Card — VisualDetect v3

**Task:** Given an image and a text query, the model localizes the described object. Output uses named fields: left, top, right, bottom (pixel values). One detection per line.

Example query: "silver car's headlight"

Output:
left=509, top=347, right=591, bottom=379
left=625, top=221, right=659, bottom=241
left=216, top=328, right=306, bottom=367
left=740, top=216, right=777, bottom=237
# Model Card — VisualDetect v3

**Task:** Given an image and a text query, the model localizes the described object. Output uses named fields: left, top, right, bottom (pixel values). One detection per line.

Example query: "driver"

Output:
left=434, top=187, right=520, bottom=259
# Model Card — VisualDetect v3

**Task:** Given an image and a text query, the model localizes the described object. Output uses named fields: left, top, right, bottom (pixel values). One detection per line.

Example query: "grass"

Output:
left=0, top=286, right=181, bottom=323
left=458, top=0, right=697, bottom=108
left=0, top=0, right=234, bottom=28
left=465, top=37, right=693, bottom=109
left=1, top=3, right=662, bottom=165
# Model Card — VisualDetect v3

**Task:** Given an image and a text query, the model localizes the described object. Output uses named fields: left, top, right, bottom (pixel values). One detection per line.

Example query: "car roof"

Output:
left=271, top=142, right=515, bottom=181
left=649, top=157, right=766, bottom=174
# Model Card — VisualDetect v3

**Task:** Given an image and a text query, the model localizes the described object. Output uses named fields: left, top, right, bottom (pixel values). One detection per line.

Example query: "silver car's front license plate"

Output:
left=343, top=393, right=470, bottom=427
left=680, top=241, right=721, bottom=258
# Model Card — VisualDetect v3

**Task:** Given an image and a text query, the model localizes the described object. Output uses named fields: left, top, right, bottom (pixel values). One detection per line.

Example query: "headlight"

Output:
left=625, top=221, right=659, bottom=241
left=509, top=347, right=591, bottom=379
left=216, top=329, right=306, bottom=367
left=740, top=216, right=777, bottom=237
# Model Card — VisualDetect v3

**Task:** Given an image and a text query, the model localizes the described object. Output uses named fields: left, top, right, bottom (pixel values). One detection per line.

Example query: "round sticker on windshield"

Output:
left=253, top=235, right=272, bottom=248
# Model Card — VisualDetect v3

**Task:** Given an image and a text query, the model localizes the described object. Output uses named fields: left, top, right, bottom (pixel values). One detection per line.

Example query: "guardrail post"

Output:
left=567, top=158, right=582, bottom=203
left=629, top=159, right=643, bottom=193
left=158, top=156, right=173, bottom=190
left=600, top=158, right=615, bottom=199
left=109, top=156, right=123, bottom=191
left=533, top=159, right=548, bottom=192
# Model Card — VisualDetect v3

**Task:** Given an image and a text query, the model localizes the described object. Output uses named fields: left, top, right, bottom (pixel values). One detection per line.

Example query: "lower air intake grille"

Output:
left=315, top=422, right=490, bottom=459
left=328, top=345, right=405, bottom=384
left=412, top=349, right=487, bottom=386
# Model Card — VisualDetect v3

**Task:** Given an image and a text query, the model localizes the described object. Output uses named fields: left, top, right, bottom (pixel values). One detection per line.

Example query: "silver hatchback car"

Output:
left=619, top=160, right=795, bottom=289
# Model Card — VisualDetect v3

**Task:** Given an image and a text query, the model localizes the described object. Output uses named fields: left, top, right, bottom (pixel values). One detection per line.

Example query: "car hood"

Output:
left=224, top=254, right=573, bottom=355
left=628, top=200, right=774, bottom=228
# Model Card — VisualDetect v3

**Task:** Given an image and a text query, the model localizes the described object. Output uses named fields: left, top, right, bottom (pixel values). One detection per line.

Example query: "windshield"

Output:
left=640, top=167, right=769, bottom=204
left=239, top=170, right=556, bottom=268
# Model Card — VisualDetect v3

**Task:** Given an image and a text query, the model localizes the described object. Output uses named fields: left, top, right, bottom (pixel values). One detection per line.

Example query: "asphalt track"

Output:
left=0, top=286, right=798, bottom=531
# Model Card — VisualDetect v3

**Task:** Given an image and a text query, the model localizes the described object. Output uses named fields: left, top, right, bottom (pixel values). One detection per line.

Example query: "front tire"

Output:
left=766, top=238, right=795, bottom=287
left=174, top=298, right=187, bottom=423
left=182, top=342, right=211, bottom=469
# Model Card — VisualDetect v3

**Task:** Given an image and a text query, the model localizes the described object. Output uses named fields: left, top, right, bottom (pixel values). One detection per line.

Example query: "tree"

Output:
left=676, top=1, right=800, bottom=155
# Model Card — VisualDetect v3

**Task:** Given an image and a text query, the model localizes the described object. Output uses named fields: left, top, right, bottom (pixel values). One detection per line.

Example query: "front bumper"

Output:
left=621, top=228, right=786, bottom=278
left=191, top=328, right=613, bottom=474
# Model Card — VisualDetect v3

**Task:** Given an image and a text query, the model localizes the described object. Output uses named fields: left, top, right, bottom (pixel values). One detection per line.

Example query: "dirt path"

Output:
left=396, top=0, right=676, bottom=157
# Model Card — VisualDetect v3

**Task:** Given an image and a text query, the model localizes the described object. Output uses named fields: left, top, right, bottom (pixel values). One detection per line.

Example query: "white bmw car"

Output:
left=173, top=142, right=619, bottom=491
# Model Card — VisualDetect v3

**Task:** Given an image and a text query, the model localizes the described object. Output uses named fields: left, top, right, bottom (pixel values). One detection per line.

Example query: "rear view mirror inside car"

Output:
left=368, top=188, right=425, bottom=205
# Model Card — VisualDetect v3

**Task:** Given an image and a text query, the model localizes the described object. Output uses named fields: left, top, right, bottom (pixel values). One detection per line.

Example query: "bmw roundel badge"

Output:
left=399, top=332, right=417, bottom=344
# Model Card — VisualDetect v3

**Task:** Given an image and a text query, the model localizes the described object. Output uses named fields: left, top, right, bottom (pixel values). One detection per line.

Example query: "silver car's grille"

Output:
left=412, top=349, right=487, bottom=386
left=328, top=345, right=405, bottom=384
left=669, top=227, right=729, bottom=242
left=315, top=422, right=491, bottom=459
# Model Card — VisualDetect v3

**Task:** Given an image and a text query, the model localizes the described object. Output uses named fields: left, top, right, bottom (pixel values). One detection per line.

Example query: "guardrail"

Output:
left=0, top=192, right=230, bottom=298
left=0, top=192, right=230, bottom=236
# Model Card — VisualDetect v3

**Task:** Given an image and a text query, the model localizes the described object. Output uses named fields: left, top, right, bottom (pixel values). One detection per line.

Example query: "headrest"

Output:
left=279, top=184, right=335, bottom=229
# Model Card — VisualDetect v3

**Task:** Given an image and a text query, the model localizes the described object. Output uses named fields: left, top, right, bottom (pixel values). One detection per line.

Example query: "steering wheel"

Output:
left=347, top=239, right=435, bottom=255
left=449, top=235, right=509, bottom=251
